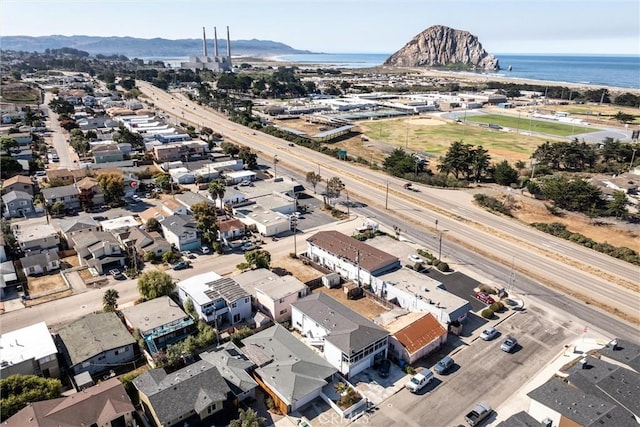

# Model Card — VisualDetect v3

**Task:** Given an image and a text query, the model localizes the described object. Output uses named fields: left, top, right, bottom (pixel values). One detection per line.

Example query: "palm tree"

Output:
left=208, top=179, right=226, bottom=211
left=103, top=289, right=119, bottom=312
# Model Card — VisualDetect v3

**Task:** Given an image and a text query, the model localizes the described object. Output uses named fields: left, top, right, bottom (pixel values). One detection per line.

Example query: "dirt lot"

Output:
left=27, top=274, right=68, bottom=296
left=312, top=286, right=390, bottom=320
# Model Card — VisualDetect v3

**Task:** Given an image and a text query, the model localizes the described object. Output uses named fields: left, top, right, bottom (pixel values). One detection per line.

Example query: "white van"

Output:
left=405, top=370, right=434, bottom=393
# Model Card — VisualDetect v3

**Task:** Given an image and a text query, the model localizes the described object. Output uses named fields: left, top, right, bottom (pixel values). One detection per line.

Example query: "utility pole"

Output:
left=438, top=231, right=443, bottom=262
left=385, top=180, right=389, bottom=210
left=273, top=155, right=278, bottom=179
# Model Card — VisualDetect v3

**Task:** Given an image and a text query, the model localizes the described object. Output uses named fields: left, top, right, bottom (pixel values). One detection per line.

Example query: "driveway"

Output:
left=349, top=364, right=409, bottom=406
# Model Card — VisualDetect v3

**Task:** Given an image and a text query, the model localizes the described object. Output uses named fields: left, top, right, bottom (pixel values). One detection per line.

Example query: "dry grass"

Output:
left=24, top=289, right=73, bottom=307
left=312, top=286, right=390, bottom=320
left=270, top=255, right=323, bottom=283
left=27, top=273, right=67, bottom=295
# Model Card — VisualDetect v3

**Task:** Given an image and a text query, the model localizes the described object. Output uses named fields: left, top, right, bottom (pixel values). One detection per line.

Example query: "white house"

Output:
left=291, top=293, right=389, bottom=378
left=159, top=214, right=200, bottom=251
left=13, top=223, right=60, bottom=252
left=20, top=249, right=60, bottom=277
left=176, top=272, right=252, bottom=328
left=234, top=205, right=290, bottom=237
left=305, top=230, right=400, bottom=287
left=0, top=321, right=60, bottom=378
left=234, top=268, right=309, bottom=322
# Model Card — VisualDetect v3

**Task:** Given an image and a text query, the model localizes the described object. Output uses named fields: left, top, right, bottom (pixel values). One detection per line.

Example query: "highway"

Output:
left=137, top=81, right=640, bottom=324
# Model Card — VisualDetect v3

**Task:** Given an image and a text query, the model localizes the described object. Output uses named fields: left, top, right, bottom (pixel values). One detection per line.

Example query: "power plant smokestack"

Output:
left=202, top=27, right=208, bottom=57
left=214, top=27, right=219, bottom=57
left=227, top=26, right=231, bottom=58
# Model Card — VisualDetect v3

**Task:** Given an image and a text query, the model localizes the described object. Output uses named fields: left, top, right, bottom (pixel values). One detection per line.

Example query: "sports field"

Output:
left=462, top=114, right=596, bottom=137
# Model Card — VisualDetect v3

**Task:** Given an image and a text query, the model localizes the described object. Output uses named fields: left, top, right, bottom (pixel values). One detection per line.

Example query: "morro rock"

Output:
left=384, top=25, right=500, bottom=71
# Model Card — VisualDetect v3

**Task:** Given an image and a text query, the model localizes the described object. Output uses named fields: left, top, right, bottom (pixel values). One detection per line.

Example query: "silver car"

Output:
left=480, top=327, right=498, bottom=341
left=501, top=336, right=517, bottom=353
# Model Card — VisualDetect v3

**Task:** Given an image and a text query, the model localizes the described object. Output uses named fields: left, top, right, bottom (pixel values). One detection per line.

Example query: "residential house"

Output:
left=41, top=183, right=81, bottom=212
left=175, top=191, right=215, bottom=213
left=56, top=217, right=100, bottom=241
left=121, top=296, right=195, bottom=355
left=160, top=214, right=200, bottom=251
left=13, top=148, right=33, bottom=160
left=160, top=199, right=189, bottom=216
left=306, top=230, right=400, bottom=287
left=241, top=324, right=338, bottom=414
left=13, top=222, right=59, bottom=252
left=118, top=227, right=171, bottom=259
left=8, top=132, right=32, bottom=146
left=218, top=218, right=246, bottom=242
left=153, top=144, right=181, bottom=162
left=0, top=321, right=60, bottom=378
left=385, top=313, right=448, bottom=365
left=291, top=292, right=389, bottom=378
left=56, top=312, right=137, bottom=376
left=76, top=176, right=106, bottom=207
left=134, top=360, right=231, bottom=427
left=92, top=143, right=124, bottom=163
left=2, top=190, right=34, bottom=218
left=169, top=167, right=195, bottom=185
left=139, top=206, right=167, bottom=225
left=20, top=249, right=60, bottom=276
left=70, top=231, right=125, bottom=274
left=495, top=411, right=542, bottom=427
left=234, top=206, right=290, bottom=237
left=234, top=268, right=309, bottom=322
left=45, top=168, right=89, bottom=186
left=199, top=342, right=258, bottom=402
left=176, top=272, right=252, bottom=327
left=2, top=175, right=34, bottom=195
left=99, top=216, right=140, bottom=233
left=527, top=377, right=637, bottom=427
left=3, top=377, right=136, bottom=427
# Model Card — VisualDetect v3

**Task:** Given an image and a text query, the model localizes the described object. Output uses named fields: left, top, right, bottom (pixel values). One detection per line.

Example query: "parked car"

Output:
left=172, top=260, right=190, bottom=270
left=434, top=356, right=455, bottom=375
left=405, top=370, right=434, bottom=393
left=200, top=246, right=210, bottom=255
left=474, top=291, right=495, bottom=305
left=480, top=327, right=498, bottom=341
left=241, top=243, right=258, bottom=252
left=181, top=251, right=196, bottom=259
left=501, top=336, right=518, bottom=353
left=109, top=269, right=124, bottom=279
left=408, top=254, right=423, bottom=264
left=93, top=215, right=107, bottom=221
left=378, top=359, right=391, bottom=378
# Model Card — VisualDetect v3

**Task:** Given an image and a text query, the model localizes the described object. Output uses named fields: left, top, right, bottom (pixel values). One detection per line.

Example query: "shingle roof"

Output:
left=57, top=312, right=136, bottom=367
left=20, top=249, right=59, bottom=269
left=291, top=292, right=388, bottom=354
left=199, top=342, right=258, bottom=397
left=159, top=214, right=196, bottom=235
left=527, top=378, right=637, bottom=427
left=241, top=324, right=337, bottom=406
left=1, top=190, right=32, bottom=204
left=122, top=296, right=192, bottom=336
left=133, top=360, right=230, bottom=425
left=598, top=338, right=640, bottom=373
left=175, top=191, right=213, bottom=208
left=42, top=183, right=79, bottom=199
left=3, top=378, right=134, bottom=427
left=307, top=230, right=399, bottom=273
left=57, top=217, right=98, bottom=233
left=2, top=175, right=32, bottom=188
left=495, top=411, right=540, bottom=427
left=392, top=313, right=446, bottom=354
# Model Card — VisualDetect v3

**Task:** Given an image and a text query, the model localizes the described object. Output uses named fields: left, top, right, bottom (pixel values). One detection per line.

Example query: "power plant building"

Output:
left=181, top=26, right=232, bottom=72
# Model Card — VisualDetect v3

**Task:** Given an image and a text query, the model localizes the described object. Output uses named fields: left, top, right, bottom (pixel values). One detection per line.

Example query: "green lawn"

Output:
left=463, top=114, right=597, bottom=137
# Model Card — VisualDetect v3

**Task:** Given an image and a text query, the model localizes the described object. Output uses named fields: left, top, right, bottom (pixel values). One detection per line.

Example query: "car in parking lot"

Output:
left=408, top=254, right=424, bottom=264
left=501, top=336, right=518, bottom=353
left=172, top=260, right=190, bottom=270
left=474, top=291, right=496, bottom=305
left=109, top=269, right=124, bottom=279
left=92, top=215, right=107, bottom=221
left=378, top=359, right=391, bottom=378
left=480, top=327, right=498, bottom=341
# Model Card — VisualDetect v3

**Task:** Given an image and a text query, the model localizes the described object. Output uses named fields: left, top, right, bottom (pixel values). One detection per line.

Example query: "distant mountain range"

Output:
left=0, top=35, right=313, bottom=58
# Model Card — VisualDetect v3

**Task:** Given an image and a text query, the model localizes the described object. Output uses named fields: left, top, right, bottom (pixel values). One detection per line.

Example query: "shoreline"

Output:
left=236, top=55, right=639, bottom=94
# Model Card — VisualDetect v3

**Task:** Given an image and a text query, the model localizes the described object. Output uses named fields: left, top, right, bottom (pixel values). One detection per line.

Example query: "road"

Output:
left=137, top=81, right=640, bottom=324
left=42, top=92, right=80, bottom=168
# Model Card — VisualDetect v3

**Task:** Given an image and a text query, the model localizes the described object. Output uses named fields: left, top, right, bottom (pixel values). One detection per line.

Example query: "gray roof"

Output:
left=241, top=324, right=337, bottom=406
left=566, top=355, right=640, bottom=418
left=71, top=231, right=119, bottom=252
left=527, top=378, right=638, bottom=427
left=175, top=191, right=214, bottom=209
left=121, top=296, right=192, bottom=336
left=291, top=292, right=389, bottom=354
left=159, top=214, right=197, bottom=235
left=57, top=312, right=136, bottom=367
left=2, top=190, right=32, bottom=204
left=20, top=249, right=59, bottom=269
left=234, top=268, right=308, bottom=300
left=495, top=411, right=540, bottom=427
left=58, top=217, right=99, bottom=233
left=199, top=342, right=258, bottom=397
left=204, top=277, right=250, bottom=304
left=42, top=183, right=79, bottom=199
left=133, top=360, right=230, bottom=425
left=598, top=338, right=640, bottom=373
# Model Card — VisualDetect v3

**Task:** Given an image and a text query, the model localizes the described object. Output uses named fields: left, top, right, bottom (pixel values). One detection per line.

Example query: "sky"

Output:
left=1, top=0, right=639, bottom=55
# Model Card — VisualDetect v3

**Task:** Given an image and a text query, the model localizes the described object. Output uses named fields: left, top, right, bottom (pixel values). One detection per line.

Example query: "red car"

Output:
left=475, top=292, right=495, bottom=305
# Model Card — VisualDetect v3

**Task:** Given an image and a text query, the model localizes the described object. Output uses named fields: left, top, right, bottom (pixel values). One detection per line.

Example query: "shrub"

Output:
left=481, top=308, right=495, bottom=319
left=490, top=301, right=505, bottom=312
left=479, top=284, right=496, bottom=294
left=404, top=365, right=416, bottom=375
left=436, top=262, right=450, bottom=272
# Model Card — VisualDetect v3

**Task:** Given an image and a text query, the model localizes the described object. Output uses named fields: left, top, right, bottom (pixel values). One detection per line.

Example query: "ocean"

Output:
left=273, top=53, right=640, bottom=90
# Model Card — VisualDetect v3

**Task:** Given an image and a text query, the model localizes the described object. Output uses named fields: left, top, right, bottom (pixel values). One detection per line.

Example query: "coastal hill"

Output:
left=384, top=25, right=500, bottom=71
left=0, top=35, right=312, bottom=58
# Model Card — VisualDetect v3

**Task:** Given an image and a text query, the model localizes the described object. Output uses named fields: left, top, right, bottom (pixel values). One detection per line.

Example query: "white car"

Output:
left=480, top=327, right=498, bottom=341
left=408, top=254, right=423, bottom=264
left=201, top=246, right=210, bottom=254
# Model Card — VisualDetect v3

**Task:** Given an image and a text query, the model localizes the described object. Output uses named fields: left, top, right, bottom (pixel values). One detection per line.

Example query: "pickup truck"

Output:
left=464, top=402, right=492, bottom=426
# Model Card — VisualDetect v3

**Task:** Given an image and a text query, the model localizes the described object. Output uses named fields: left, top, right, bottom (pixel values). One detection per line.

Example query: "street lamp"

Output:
left=437, top=230, right=449, bottom=262
left=273, top=155, right=279, bottom=179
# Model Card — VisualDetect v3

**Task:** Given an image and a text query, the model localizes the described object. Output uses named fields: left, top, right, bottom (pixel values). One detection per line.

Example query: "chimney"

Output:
left=202, top=27, right=208, bottom=57
left=226, top=26, right=231, bottom=58
left=214, top=27, right=219, bottom=57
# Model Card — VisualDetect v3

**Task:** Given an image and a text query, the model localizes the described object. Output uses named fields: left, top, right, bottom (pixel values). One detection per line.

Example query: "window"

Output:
left=279, top=298, right=285, bottom=303
left=245, top=297, right=249, bottom=303
left=280, top=309, right=287, bottom=315
left=231, top=302, right=237, bottom=308
left=233, top=313, right=240, bottom=323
